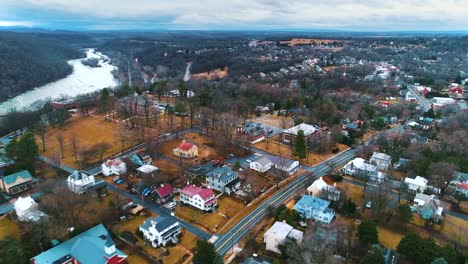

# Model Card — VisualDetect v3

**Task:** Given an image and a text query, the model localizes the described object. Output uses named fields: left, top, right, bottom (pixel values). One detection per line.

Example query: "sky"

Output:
left=1, top=0, right=468, bottom=31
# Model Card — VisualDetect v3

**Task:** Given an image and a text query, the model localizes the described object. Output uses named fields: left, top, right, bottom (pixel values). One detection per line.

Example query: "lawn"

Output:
left=163, top=246, right=189, bottom=264
left=36, top=115, right=129, bottom=168
left=217, top=196, right=246, bottom=219
left=252, top=115, right=293, bottom=128
left=254, top=137, right=349, bottom=166
left=439, top=215, right=468, bottom=247
left=174, top=204, right=226, bottom=233
left=0, top=217, right=20, bottom=240
left=335, top=180, right=364, bottom=205
left=182, top=132, right=221, bottom=160
left=180, top=229, right=198, bottom=250
left=378, top=226, right=404, bottom=250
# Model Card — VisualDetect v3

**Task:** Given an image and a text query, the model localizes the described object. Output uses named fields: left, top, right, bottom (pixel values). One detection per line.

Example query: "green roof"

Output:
left=2, top=170, right=32, bottom=185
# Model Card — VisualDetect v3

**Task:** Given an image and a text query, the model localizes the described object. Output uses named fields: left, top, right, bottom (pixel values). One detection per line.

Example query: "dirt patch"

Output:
left=191, top=67, right=228, bottom=80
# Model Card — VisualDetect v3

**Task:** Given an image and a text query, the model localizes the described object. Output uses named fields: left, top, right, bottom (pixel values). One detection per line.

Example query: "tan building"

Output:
left=173, top=141, right=198, bottom=158
left=282, top=123, right=321, bottom=145
left=0, top=170, right=37, bottom=195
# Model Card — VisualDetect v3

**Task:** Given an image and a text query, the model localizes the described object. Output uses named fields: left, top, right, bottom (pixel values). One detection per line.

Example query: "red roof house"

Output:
left=173, top=141, right=199, bottom=158
left=180, top=185, right=217, bottom=211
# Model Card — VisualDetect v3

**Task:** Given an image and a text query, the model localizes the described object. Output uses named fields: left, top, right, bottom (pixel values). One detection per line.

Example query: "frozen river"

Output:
left=0, top=48, right=119, bottom=115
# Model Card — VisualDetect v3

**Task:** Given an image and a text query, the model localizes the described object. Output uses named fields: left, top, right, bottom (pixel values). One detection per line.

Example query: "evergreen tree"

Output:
left=293, top=130, right=307, bottom=161
left=193, top=240, right=223, bottom=264
left=358, top=220, right=379, bottom=245
left=5, top=132, right=39, bottom=173
left=360, top=249, right=384, bottom=264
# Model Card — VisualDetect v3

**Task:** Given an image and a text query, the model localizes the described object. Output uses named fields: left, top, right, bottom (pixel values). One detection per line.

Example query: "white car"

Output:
left=165, top=202, right=176, bottom=209
left=246, top=159, right=252, bottom=162
left=366, top=201, right=372, bottom=208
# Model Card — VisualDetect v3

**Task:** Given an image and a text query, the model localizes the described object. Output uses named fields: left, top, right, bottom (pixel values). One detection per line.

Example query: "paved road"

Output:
left=407, top=84, right=431, bottom=112
left=37, top=156, right=75, bottom=174
left=214, top=148, right=360, bottom=256
left=106, top=183, right=212, bottom=240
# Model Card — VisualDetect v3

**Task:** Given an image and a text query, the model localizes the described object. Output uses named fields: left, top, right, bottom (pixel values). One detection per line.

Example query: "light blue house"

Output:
left=31, top=224, right=127, bottom=264
left=293, top=195, right=335, bottom=224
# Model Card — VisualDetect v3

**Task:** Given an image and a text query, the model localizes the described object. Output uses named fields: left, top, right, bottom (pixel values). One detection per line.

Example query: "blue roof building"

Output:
left=0, top=170, right=37, bottom=195
left=31, top=224, right=127, bottom=264
left=293, top=195, right=335, bottom=224
left=207, top=166, right=240, bottom=195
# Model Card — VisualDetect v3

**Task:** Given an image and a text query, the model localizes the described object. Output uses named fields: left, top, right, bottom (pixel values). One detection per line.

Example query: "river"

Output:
left=0, top=48, right=119, bottom=115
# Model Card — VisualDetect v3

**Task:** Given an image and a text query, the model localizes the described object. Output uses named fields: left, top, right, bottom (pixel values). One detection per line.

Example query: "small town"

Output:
left=0, top=3, right=468, bottom=264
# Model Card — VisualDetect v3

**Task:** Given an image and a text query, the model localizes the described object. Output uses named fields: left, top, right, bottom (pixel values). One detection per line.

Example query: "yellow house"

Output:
left=0, top=170, right=37, bottom=195
left=173, top=141, right=198, bottom=159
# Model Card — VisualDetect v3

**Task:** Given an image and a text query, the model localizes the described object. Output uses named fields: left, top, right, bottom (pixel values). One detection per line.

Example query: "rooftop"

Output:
left=177, top=141, right=196, bottom=151
left=181, top=185, right=214, bottom=200
left=32, top=224, right=126, bottom=264
left=283, top=123, right=320, bottom=136
left=2, top=170, right=32, bottom=185
left=264, top=221, right=293, bottom=240
left=137, top=164, right=159, bottom=174
left=140, top=215, right=178, bottom=232
left=294, top=195, right=331, bottom=212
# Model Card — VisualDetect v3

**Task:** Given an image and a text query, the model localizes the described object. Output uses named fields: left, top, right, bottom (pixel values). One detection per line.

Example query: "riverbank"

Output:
left=0, top=49, right=119, bottom=115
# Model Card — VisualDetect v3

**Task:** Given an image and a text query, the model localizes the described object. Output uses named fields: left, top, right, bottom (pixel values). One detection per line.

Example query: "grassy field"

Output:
left=180, top=229, right=198, bottom=250
left=217, top=196, right=246, bottom=219
left=440, top=215, right=468, bottom=247
left=163, top=246, right=188, bottom=264
left=378, top=226, right=404, bottom=250
left=252, top=115, right=293, bottom=128
left=336, top=180, right=364, bottom=205
left=0, top=217, right=20, bottom=240
left=175, top=204, right=226, bottom=233
left=37, top=115, right=129, bottom=168
left=254, top=137, right=349, bottom=166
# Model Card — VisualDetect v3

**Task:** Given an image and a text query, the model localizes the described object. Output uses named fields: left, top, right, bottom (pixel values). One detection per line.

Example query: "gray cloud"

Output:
left=1, top=0, right=467, bottom=30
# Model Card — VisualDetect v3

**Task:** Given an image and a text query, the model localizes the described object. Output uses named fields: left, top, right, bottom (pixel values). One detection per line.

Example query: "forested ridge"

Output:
left=0, top=31, right=87, bottom=102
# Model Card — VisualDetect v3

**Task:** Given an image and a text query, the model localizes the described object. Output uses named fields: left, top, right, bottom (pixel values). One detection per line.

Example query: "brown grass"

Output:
left=36, top=115, right=126, bottom=168
left=180, top=229, right=198, bottom=250
left=0, top=217, right=20, bottom=240
left=164, top=247, right=188, bottom=264
left=174, top=205, right=226, bottom=233
left=378, top=226, right=404, bottom=250
left=252, top=116, right=293, bottom=128
left=336, top=180, right=364, bottom=205
left=217, top=196, right=246, bottom=219
left=440, top=215, right=468, bottom=247
left=254, top=138, right=349, bottom=166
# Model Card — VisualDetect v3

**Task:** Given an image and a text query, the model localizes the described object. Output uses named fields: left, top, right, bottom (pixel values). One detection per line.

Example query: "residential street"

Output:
left=407, top=84, right=431, bottom=112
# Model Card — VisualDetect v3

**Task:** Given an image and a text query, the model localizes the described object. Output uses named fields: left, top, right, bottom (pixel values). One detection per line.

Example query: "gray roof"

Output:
left=207, top=166, right=237, bottom=181
left=242, top=257, right=272, bottom=264
left=255, top=157, right=272, bottom=166
left=69, top=170, right=90, bottom=181
left=140, top=215, right=178, bottom=232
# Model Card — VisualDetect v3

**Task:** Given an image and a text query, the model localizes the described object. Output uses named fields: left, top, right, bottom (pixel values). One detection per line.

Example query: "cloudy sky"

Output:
left=1, top=0, right=468, bottom=31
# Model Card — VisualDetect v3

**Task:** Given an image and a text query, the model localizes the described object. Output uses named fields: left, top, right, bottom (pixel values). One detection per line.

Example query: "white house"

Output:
left=263, top=221, right=303, bottom=254
left=293, top=195, right=336, bottom=224
left=269, top=156, right=300, bottom=175
left=370, top=152, right=392, bottom=170
left=180, top=185, right=217, bottom=211
left=250, top=157, right=272, bottom=173
left=102, top=158, right=127, bottom=176
left=67, top=170, right=96, bottom=194
left=139, top=215, right=181, bottom=248
left=342, top=158, right=387, bottom=183
left=307, top=177, right=341, bottom=201
left=404, top=176, right=429, bottom=193
left=14, top=196, right=45, bottom=222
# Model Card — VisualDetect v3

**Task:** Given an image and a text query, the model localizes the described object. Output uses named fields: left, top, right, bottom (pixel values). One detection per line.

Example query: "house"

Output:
left=67, top=170, right=98, bottom=194
left=237, top=123, right=266, bottom=144
left=184, top=161, right=216, bottom=178
left=394, top=158, right=410, bottom=169
left=282, top=123, right=321, bottom=144
left=307, top=177, right=341, bottom=201
left=342, top=158, right=386, bottom=183
left=173, top=141, right=198, bottom=158
left=139, top=215, right=181, bottom=248
left=14, top=196, right=45, bottom=222
left=31, top=224, right=127, bottom=264
left=404, top=176, right=429, bottom=193
left=129, top=151, right=152, bottom=166
left=180, top=185, right=217, bottom=211
left=449, top=172, right=468, bottom=196
left=413, top=193, right=443, bottom=222
left=102, top=158, right=127, bottom=176
left=293, top=195, right=336, bottom=224
left=370, top=152, right=392, bottom=170
left=250, top=157, right=272, bottom=173
left=268, top=155, right=300, bottom=175
left=153, top=183, right=174, bottom=204
left=207, top=166, right=240, bottom=195
left=242, top=256, right=272, bottom=264
left=263, top=221, right=303, bottom=254
left=136, top=164, right=159, bottom=177
left=0, top=170, right=37, bottom=195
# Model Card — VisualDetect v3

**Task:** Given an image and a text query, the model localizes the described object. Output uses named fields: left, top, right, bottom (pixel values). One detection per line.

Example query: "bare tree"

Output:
left=86, top=142, right=111, bottom=163
left=70, top=133, right=79, bottom=164
left=56, top=133, right=65, bottom=158
left=117, top=125, right=129, bottom=153
left=429, top=162, right=459, bottom=193
left=218, top=112, right=240, bottom=143
left=36, top=121, right=47, bottom=152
